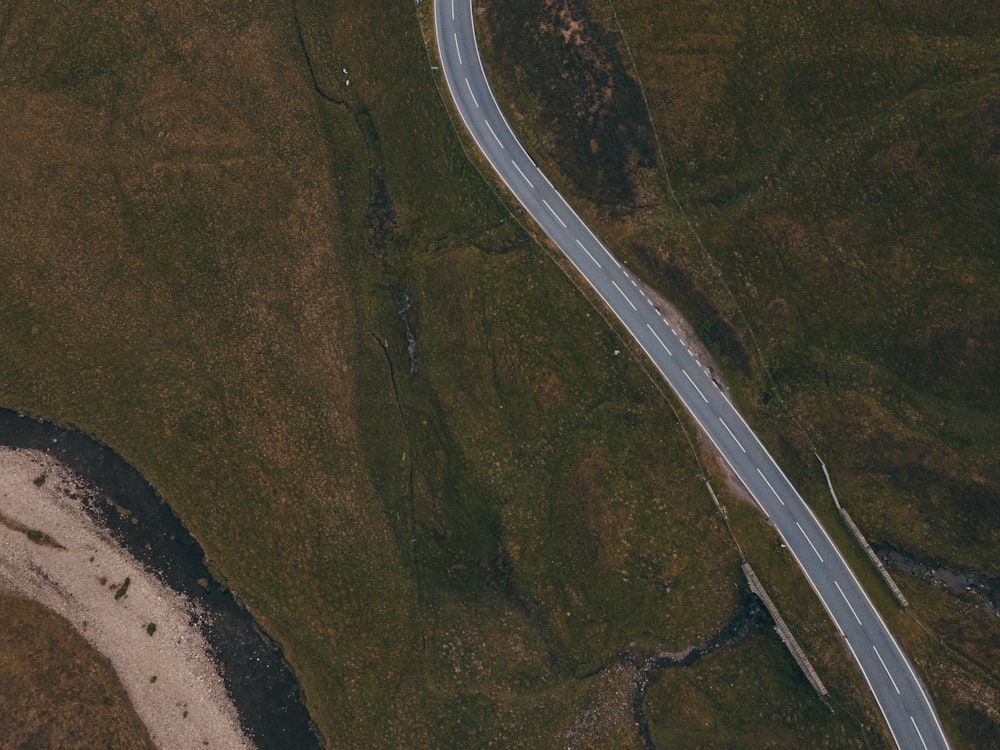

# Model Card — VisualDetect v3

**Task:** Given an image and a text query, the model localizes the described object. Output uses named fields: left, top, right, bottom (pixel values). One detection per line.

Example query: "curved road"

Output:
left=434, top=1, right=950, bottom=748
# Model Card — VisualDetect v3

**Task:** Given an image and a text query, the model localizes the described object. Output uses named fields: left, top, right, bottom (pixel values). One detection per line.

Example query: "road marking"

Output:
left=465, top=78, right=479, bottom=108
left=682, top=370, right=708, bottom=403
left=630, top=278, right=637, bottom=287
left=512, top=160, right=533, bottom=187
left=538, top=168, right=555, bottom=190
left=796, top=522, right=824, bottom=562
left=898, top=649, right=950, bottom=746
left=910, top=717, right=930, bottom=750
left=719, top=418, right=747, bottom=453
left=576, top=239, right=600, bottom=268
left=599, top=244, right=620, bottom=268
left=451, top=0, right=455, bottom=19
left=484, top=119, right=504, bottom=148
left=873, top=646, right=900, bottom=694
left=646, top=324, right=672, bottom=356
left=755, top=468, right=785, bottom=506
left=542, top=199, right=567, bottom=228
left=440, top=24, right=950, bottom=750
left=454, top=33, right=462, bottom=65
left=611, top=280, right=636, bottom=310
left=834, top=580, right=862, bottom=625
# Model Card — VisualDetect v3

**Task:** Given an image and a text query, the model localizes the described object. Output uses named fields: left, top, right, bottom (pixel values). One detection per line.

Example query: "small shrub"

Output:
left=114, top=577, right=130, bottom=600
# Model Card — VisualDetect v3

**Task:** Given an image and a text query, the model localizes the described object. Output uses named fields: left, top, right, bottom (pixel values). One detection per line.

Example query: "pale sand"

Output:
left=0, top=447, right=253, bottom=750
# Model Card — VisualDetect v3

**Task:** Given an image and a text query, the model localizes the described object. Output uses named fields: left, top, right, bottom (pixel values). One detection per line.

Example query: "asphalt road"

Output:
left=434, top=1, right=951, bottom=748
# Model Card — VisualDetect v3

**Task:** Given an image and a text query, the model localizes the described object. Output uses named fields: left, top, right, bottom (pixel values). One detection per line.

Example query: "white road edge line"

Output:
left=796, top=522, right=825, bottom=563
left=682, top=370, right=709, bottom=403
left=756, top=468, right=786, bottom=506
left=483, top=118, right=503, bottom=148
left=465, top=77, right=479, bottom=107
left=873, top=646, right=901, bottom=694
left=511, top=160, right=533, bottom=187
left=542, top=199, right=567, bottom=228
left=454, top=33, right=462, bottom=65
left=911, top=717, right=930, bottom=750
left=435, top=11, right=949, bottom=747
left=576, top=239, right=600, bottom=268
left=834, top=580, right=863, bottom=625
left=646, top=324, right=672, bottom=356
left=611, top=280, right=636, bottom=311
left=719, top=417, right=747, bottom=453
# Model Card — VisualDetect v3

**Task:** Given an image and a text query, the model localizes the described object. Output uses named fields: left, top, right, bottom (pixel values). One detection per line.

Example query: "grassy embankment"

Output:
left=477, top=0, right=1000, bottom=747
left=0, top=594, right=155, bottom=749
left=0, top=0, right=848, bottom=746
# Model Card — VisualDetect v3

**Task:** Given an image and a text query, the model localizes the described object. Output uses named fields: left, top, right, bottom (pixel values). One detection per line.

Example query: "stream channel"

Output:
left=0, top=407, right=320, bottom=749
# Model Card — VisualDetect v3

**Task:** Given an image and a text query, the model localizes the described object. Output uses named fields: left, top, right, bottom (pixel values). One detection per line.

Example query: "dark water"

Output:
left=0, top=408, right=321, bottom=750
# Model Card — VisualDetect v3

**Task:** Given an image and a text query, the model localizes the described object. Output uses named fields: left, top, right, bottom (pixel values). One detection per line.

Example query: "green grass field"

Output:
left=1, top=0, right=997, bottom=747
left=476, top=0, right=999, bottom=746
left=0, top=594, right=154, bottom=749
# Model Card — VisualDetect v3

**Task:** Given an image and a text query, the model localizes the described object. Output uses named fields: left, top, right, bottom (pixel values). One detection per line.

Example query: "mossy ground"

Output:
left=477, top=0, right=999, bottom=747
left=2, top=0, right=995, bottom=746
left=0, top=594, right=155, bottom=749
left=0, top=0, right=820, bottom=747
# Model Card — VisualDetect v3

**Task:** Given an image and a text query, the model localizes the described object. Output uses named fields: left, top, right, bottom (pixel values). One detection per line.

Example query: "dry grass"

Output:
left=476, top=0, right=1000, bottom=746
left=0, top=594, right=155, bottom=750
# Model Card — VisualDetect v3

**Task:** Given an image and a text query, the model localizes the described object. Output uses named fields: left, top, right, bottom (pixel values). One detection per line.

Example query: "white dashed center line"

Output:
left=755, top=468, right=786, bottom=506
left=719, top=417, right=747, bottom=453
left=542, top=199, right=567, bottom=228
left=796, top=522, right=824, bottom=562
left=454, top=34, right=462, bottom=64
left=576, top=239, right=601, bottom=268
left=873, top=646, right=900, bottom=694
left=511, top=160, right=533, bottom=187
left=682, top=370, right=708, bottom=403
left=646, top=324, right=672, bottom=356
left=834, top=580, right=862, bottom=625
left=465, top=78, right=479, bottom=107
left=611, top=280, right=636, bottom=311
left=483, top=119, right=503, bottom=148
left=911, top=717, right=930, bottom=750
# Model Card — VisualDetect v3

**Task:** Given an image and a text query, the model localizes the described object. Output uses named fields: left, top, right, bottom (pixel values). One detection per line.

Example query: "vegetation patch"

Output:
left=0, top=510, right=64, bottom=549
left=0, top=594, right=154, bottom=750
left=475, top=0, right=1000, bottom=744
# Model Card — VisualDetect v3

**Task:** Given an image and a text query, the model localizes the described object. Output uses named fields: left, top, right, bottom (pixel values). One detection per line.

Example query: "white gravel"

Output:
left=0, top=446, right=253, bottom=750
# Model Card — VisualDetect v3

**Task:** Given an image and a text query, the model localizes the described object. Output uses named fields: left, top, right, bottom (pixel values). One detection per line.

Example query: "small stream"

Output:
left=0, top=408, right=320, bottom=750
left=395, top=290, right=419, bottom=375
left=875, top=544, right=999, bottom=615
left=632, top=595, right=767, bottom=750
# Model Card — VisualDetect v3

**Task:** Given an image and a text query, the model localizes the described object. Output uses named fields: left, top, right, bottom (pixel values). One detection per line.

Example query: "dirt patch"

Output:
left=639, top=279, right=733, bottom=400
